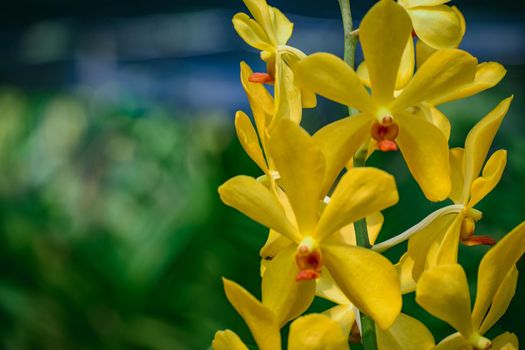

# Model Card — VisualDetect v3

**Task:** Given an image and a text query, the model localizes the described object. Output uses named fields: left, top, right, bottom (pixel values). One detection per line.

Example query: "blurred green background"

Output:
left=0, top=1, right=524, bottom=349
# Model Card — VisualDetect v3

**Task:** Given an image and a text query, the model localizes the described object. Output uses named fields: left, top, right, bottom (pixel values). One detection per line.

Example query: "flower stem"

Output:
left=339, top=2, right=376, bottom=348
left=337, top=0, right=359, bottom=116
left=372, top=204, right=465, bottom=253
left=352, top=148, right=378, bottom=350
left=338, top=0, right=358, bottom=70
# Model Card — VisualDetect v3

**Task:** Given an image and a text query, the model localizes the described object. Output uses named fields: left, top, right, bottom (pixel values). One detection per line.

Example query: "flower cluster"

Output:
left=213, top=0, right=523, bottom=349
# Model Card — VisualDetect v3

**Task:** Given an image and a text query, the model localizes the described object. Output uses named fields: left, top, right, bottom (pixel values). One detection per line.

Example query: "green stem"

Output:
left=338, top=0, right=359, bottom=116
left=353, top=147, right=378, bottom=350
left=337, top=0, right=358, bottom=70
left=338, top=0, right=378, bottom=341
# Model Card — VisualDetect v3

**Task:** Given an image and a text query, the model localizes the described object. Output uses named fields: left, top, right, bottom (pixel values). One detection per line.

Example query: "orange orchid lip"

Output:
left=372, top=117, right=399, bottom=152
left=248, top=72, right=274, bottom=84
left=295, top=249, right=322, bottom=282
left=462, top=235, right=496, bottom=246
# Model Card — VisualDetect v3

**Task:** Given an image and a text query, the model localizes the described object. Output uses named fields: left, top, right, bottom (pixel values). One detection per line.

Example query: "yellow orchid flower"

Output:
left=219, top=119, right=402, bottom=329
left=397, top=0, right=465, bottom=49
left=212, top=278, right=350, bottom=350
left=295, top=0, right=479, bottom=201
left=406, top=97, right=513, bottom=281
left=232, top=0, right=316, bottom=114
left=415, top=220, right=525, bottom=350
left=357, top=40, right=506, bottom=142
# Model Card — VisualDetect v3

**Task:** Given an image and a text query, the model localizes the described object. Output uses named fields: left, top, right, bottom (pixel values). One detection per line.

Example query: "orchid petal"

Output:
left=294, top=53, right=376, bottom=114
left=396, top=113, right=451, bottom=202
left=262, top=246, right=316, bottom=327
left=235, top=111, right=268, bottom=173
left=408, top=5, right=464, bottom=49
left=316, top=267, right=351, bottom=305
left=449, top=148, right=466, bottom=204
left=416, top=265, right=474, bottom=338
left=492, top=332, right=519, bottom=350
left=429, top=62, right=507, bottom=105
left=273, top=54, right=302, bottom=125
left=223, top=278, right=281, bottom=350
left=323, top=244, right=402, bottom=329
left=462, top=97, right=512, bottom=199
left=360, top=0, right=412, bottom=106
left=316, top=168, right=398, bottom=242
left=391, top=49, right=477, bottom=112
left=233, top=12, right=273, bottom=51
left=479, top=266, right=518, bottom=335
left=323, top=305, right=356, bottom=337
left=218, top=175, right=300, bottom=243
left=407, top=213, right=459, bottom=281
left=399, top=0, right=450, bottom=8
left=269, top=6, right=293, bottom=45
left=468, top=149, right=507, bottom=208
left=212, top=330, right=249, bottom=350
left=288, top=314, right=349, bottom=350
left=376, top=313, right=435, bottom=350
left=472, top=221, right=525, bottom=330
left=313, top=114, right=373, bottom=196
left=433, top=333, right=469, bottom=350
left=270, top=120, right=325, bottom=236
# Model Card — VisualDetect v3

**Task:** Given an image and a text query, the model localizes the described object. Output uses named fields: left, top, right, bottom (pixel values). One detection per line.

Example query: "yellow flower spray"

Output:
left=213, top=0, right=523, bottom=349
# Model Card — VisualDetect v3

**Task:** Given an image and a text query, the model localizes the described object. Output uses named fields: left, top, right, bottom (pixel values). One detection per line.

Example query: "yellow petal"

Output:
left=416, top=265, right=474, bottom=338
left=260, top=229, right=293, bottom=260
left=434, top=214, right=464, bottom=266
left=478, top=266, right=518, bottom=335
left=262, top=245, right=316, bottom=327
left=396, top=114, right=451, bottom=202
left=468, top=149, right=507, bottom=208
left=273, top=53, right=302, bottom=126
left=268, top=6, right=293, bottom=45
left=270, top=120, right=325, bottom=235
left=235, top=111, right=268, bottom=173
left=399, top=0, right=450, bottom=8
left=312, top=114, right=373, bottom=195
left=396, top=37, right=416, bottom=90
left=222, top=278, right=281, bottom=350
left=391, top=49, right=477, bottom=113
left=324, top=212, right=384, bottom=252
left=357, top=37, right=414, bottom=92
left=376, top=313, right=435, bottom=350
left=407, top=213, right=459, bottom=280
left=396, top=254, right=417, bottom=294
left=316, top=167, right=398, bottom=242
left=288, top=314, right=349, bottom=350
left=429, top=62, right=507, bottom=105
left=212, top=330, right=249, bottom=350
left=218, top=175, right=300, bottom=242
left=421, top=105, right=451, bottom=141
left=492, top=332, right=519, bottom=350
left=241, top=0, right=277, bottom=45
left=433, top=333, right=469, bottom=350
left=360, top=0, right=412, bottom=106
left=462, top=97, right=512, bottom=200
left=323, top=244, right=402, bottom=329
left=316, top=267, right=351, bottom=305
left=472, top=221, right=525, bottom=330
left=416, top=40, right=437, bottom=68
left=449, top=147, right=466, bottom=204
left=322, top=304, right=356, bottom=337
left=294, top=52, right=376, bottom=114
left=356, top=61, right=371, bottom=88
left=408, top=5, right=464, bottom=49
left=233, top=13, right=273, bottom=51
left=240, top=61, right=274, bottom=138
